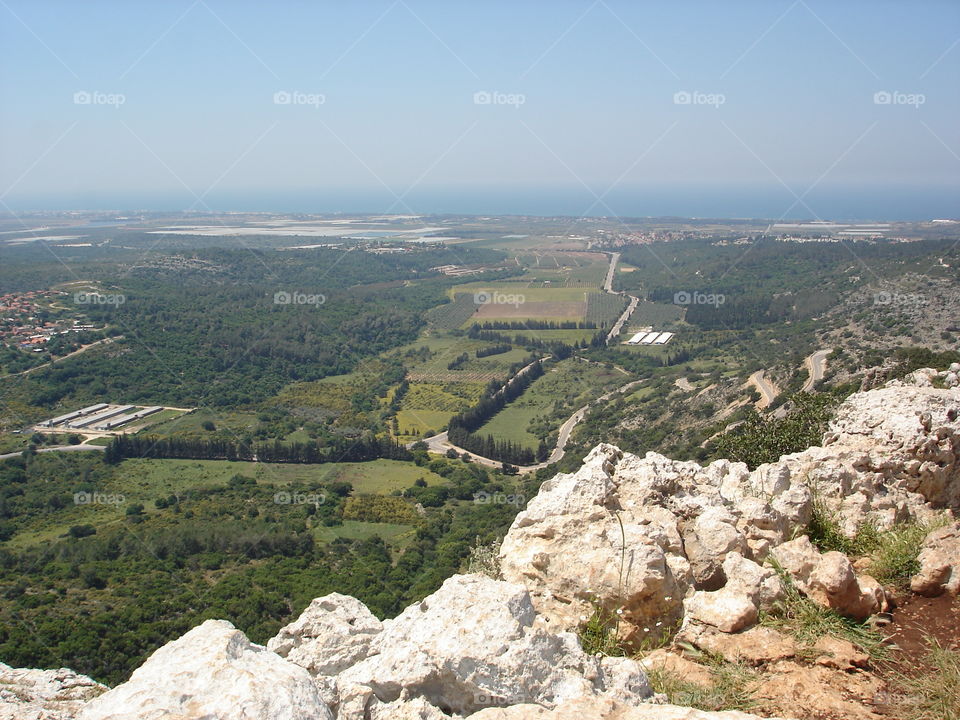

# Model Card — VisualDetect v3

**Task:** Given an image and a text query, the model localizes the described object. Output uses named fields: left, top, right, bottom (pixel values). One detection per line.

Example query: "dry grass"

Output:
left=895, top=640, right=960, bottom=720
left=646, top=651, right=758, bottom=714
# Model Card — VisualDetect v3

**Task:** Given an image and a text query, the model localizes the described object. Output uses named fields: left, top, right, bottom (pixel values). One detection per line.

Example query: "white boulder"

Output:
left=77, top=619, right=332, bottom=720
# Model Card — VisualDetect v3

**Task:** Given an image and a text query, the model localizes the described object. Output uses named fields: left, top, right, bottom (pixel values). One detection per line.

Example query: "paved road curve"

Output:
left=413, top=375, right=645, bottom=474
left=802, top=349, right=831, bottom=392
left=746, top=370, right=779, bottom=409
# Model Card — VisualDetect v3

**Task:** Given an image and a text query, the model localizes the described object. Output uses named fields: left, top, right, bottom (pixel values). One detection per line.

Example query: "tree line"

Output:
left=446, top=359, right=546, bottom=465
left=104, top=433, right=411, bottom=464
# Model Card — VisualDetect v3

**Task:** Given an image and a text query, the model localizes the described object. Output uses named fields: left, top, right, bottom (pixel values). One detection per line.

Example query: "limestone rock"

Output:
left=769, top=537, right=889, bottom=620
left=911, top=521, right=960, bottom=596
left=813, top=636, right=869, bottom=671
left=682, top=507, right=748, bottom=589
left=368, top=695, right=449, bottom=719
left=721, top=552, right=783, bottom=608
left=267, top=592, right=382, bottom=676
left=499, top=445, right=688, bottom=643
left=336, top=574, right=652, bottom=716
left=675, top=625, right=796, bottom=666
left=77, top=619, right=332, bottom=720
left=0, top=663, right=106, bottom=720
left=684, top=589, right=758, bottom=633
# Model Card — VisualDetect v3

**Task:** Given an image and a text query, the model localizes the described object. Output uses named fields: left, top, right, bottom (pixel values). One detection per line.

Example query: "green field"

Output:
left=396, top=409, right=451, bottom=437
left=451, top=282, right=596, bottom=303
left=313, top=520, right=415, bottom=547
left=143, top=408, right=259, bottom=438
left=476, top=359, right=629, bottom=449
left=6, top=457, right=447, bottom=549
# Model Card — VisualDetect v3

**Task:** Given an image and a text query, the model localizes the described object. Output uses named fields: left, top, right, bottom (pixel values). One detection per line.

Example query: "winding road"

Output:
left=413, top=374, right=645, bottom=474
left=802, top=349, right=830, bottom=392
left=745, top=370, right=779, bottom=409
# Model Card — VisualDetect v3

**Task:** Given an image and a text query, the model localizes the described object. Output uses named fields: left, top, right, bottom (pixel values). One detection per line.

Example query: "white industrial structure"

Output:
left=69, top=405, right=135, bottom=429
left=97, top=406, right=163, bottom=430
left=625, top=329, right=675, bottom=346
left=41, top=403, right=109, bottom=427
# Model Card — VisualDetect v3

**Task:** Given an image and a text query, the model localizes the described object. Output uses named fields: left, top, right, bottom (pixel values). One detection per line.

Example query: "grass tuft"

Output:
left=806, top=492, right=944, bottom=591
left=646, top=651, right=758, bottom=713
left=895, top=640, right=960, bottom=720
left=760, top=563, right=889, bottom=660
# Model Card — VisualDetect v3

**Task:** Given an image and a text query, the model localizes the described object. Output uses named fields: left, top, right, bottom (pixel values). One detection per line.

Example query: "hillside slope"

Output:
left=2, top=368, right=958, bottom=720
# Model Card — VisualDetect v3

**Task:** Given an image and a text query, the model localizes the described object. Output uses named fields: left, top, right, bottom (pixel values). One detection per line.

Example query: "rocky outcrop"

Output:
left=499, top=372, right=956, bottom=651
left=0, top=664, right=106, bottom=720
left=769, top=536, right=889, bottom=621
left=76, top=620, right=332, bottom=720
left=335, top=574, right=651, bottom=717
left=267, top=592, right=383, bottom=676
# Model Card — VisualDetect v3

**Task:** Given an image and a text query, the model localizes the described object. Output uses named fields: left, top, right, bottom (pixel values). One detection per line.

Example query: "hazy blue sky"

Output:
left=1, top=0, right=958, bottom=218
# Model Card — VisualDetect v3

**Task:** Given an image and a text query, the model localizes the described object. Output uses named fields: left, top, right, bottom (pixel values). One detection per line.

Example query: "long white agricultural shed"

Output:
left=69, top=405, right=135, bottom=429
left=97, top=406, right=163, bottom=430
left=43, top=403, right=109, bottom=427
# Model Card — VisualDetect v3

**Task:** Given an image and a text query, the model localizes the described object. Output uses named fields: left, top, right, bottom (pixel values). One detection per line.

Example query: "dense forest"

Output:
left=619, top=237, right=959, bottom=330
left=0, top=449, right=550, bottom=684
left=2, top=244, right=503, bottom=415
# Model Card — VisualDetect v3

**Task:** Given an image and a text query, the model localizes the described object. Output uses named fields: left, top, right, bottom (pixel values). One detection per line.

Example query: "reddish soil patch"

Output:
left=870, top=592, right=960, bottom=718
left=885, top=592, right=960, bottom=669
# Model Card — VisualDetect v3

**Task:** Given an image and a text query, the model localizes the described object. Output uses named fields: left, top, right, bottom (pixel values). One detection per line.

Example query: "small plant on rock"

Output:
left=466, top=536, right=501, bottom=579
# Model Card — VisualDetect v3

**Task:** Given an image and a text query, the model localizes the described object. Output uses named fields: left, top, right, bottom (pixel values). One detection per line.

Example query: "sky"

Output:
left=0, top=0, right=958, bottom=219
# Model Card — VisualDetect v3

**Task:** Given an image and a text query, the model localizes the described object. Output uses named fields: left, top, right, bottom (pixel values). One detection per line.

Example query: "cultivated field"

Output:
left=475, top=359, right=628, bottom=450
